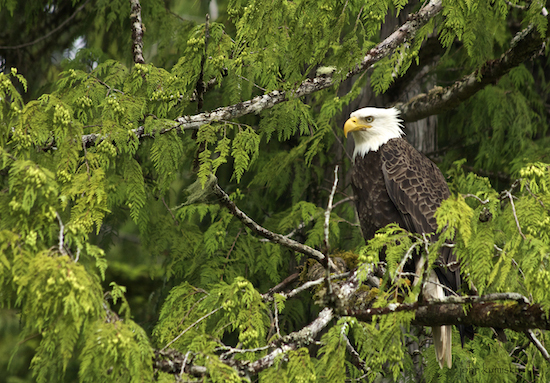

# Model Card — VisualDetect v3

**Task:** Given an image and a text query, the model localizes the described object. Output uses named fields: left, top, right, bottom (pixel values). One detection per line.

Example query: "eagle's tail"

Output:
left=432, top=323, right=452, bottom=369
left=424, top=270, right=452, bottom=369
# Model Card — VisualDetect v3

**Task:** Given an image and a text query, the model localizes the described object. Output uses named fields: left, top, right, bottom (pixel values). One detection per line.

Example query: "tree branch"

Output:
left=395, top=22, right=546, bottom=122
left=0, top=0, right=91, bottom=50
left=154, top=269, right=361, bottom=377
left=80, top=0, right=444, bottom=147
left=211, top=182, right=337, bottom=270
left=324, top=165, right=339, bottom=253
left=525, top=329, right=550, bottom=364
left=346, top=293, right=550, bottom=332
left=129, top=0, right=146, bottom=64
left=154, top=271, right=550, bottom=378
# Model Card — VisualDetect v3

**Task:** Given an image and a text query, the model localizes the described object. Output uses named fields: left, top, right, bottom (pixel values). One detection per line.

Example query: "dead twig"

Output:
left=525, top=329, right=550, bottom=365
left=211, top=182, right=337, bottom=270
left=161, top=306, right=222, bottom=352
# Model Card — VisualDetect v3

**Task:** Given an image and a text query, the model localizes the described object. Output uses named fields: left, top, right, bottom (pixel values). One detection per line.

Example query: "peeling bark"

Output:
left=129, top=0, right=145, bottom=64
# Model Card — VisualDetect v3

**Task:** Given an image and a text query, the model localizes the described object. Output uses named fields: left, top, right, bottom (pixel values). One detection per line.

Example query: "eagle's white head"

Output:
left=344, top=107, right=404, bottom=159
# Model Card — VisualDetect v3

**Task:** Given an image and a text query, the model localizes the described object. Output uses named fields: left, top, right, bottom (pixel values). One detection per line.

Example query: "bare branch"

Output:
left=80, top=0, right=445, bottom=147
left=161, top=306, right=222, bottom=352
left=217, top=344, right=271, bottom=360
left=0, top=0, right=91, bottom=50
left=462, top=194, right=490, bottom=205
left=342, top=326, right=369, bottom=374
left=55, top=212, right=67, bottom=256
left=525, top=329, right=550, bottom=364
left=155, top=270, right=361, bottom=377
left=211, top=182, right=337, bottom=270
left=348, top=0, right=443, bottom=77
left=243, top=306, right=340, bottom=374
left=273, top=299, right=281, bottom=339
left=324, top=165, right=339, bottom=253
left=266, top=271, right=351, bottom=301
left=345, top=293, right=550, bottom=332
left=504, top=190, right=527, bottom=240
left=264, top=272, right=301, bottom=296
left=393, top=241, right=420, bottom=285
left=129, top=0, right=145, bottom=64
left=396, top=21, right=546, bottom=122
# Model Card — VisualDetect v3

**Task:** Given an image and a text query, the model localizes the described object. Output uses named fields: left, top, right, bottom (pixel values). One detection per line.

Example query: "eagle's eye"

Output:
left=365, top=116, right=374, bottom=123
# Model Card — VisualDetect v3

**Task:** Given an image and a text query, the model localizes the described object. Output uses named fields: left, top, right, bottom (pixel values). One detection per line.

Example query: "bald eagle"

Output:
left=344, top=107, right=462, bottom=369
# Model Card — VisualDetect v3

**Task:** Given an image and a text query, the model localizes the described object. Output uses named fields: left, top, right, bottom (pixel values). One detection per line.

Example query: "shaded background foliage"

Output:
left=1, top=0, right=550, bottom=382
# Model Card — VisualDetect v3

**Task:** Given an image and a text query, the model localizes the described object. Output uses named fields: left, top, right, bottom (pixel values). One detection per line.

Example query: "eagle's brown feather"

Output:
left=351, top=137, right=460, bottom=290
left=351, top=137, right=465, bottom=369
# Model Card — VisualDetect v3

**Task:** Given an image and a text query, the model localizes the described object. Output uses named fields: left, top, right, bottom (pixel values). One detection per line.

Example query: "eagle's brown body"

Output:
left=344, top=106, right=472, bottom=369
left=350, top=137, right=460, bottom=291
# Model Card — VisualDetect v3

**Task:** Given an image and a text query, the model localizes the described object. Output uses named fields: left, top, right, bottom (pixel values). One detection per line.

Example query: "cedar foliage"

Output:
left=1, top=0, right=550, bottom=382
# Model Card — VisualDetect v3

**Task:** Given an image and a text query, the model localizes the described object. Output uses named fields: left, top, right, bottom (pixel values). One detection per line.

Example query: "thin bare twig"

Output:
left=178, top=291, right=210, bottom=326
left=331, top=127, right=353, bottom=162
left=524, top=182, right=547, bottom=210
left=161, top=196, right=178, bottom=225
left=237, top=74, right=267, bottom=92
left=0, top=0, right=92, bottom=50
left=504, top=190, right=527, bottom=240
left=525, top=329, right=550, bottom=364
left=271, top=271, right=351, bottom=301
left=56, top=212, right=67, bottom=256
left=221, top=228, right=243, bottom=280
left=342, top=325, right=369, bottom=374
left=180, top=351, right=191, bottom=377
left=324, top=165, right=339, bottom=253
left=273, top=299, right=281, bottom=339
left=462, top=193, right=489, bottom=205
left=162, top=306, right=222, bottom=352
left=264, top=272, right=301, bottom=297
left=394, top=241, right=420, bottom=285
left=218, top=344, right=271, bottom=360
left=211, top=182, right=337, bottom=270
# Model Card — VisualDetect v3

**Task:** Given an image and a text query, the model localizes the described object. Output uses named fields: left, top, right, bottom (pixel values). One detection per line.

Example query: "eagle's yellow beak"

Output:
left=344, top=117, right=371, bottom=138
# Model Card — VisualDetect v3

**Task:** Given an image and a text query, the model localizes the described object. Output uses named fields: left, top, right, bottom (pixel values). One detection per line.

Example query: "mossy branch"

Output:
left=81, top=0, right=445, bottom=147
left=395, top=22, right=547, bottom=122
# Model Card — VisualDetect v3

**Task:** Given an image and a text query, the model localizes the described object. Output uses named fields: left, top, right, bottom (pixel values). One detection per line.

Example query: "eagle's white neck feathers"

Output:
left=350, top=107, right=404, bottom=160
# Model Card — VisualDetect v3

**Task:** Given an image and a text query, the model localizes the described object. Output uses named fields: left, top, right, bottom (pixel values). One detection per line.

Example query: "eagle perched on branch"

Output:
left=344, top=107, right=468, bottom=369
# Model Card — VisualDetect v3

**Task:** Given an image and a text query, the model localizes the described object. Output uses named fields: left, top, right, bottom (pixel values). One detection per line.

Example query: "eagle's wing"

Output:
left=380, top=138, right=460, bottom=282
left=380, top=138, right=459, bottom=368
left=379, top=138, right=449, bottom=236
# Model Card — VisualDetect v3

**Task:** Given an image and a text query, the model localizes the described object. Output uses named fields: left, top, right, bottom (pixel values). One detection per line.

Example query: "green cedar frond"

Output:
left=79, top=319, right=154, bottom=383
left=316, top=319, right=348, bottom=383
left=123, top=157, right=147, bottom=230
left=231, top=126, right=260, bottom=183
left=17, top=255, right=104, bottom=382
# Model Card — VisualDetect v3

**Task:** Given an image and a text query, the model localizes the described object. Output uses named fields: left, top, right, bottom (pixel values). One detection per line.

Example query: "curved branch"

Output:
left=211, top=182, right=337, bottom=270
left=81, top=0, right=444, bottom=147
left=0, top=0, right=91, bottom=50
left=395, top=22, right=546, bottom=122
